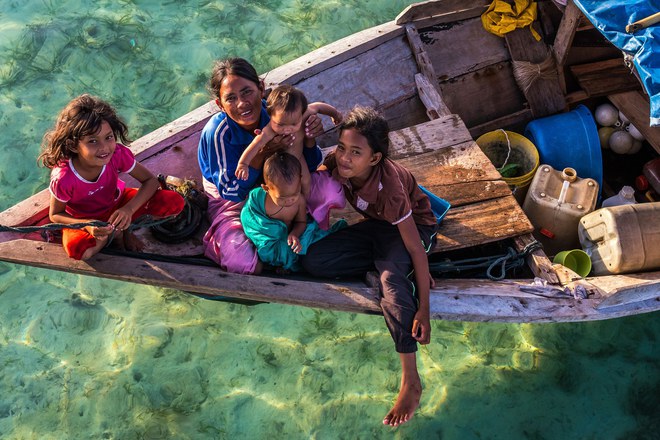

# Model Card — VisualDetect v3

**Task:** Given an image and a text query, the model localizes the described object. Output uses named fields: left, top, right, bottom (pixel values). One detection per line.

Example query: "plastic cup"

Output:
left=553, top=249, right=592, bottom=277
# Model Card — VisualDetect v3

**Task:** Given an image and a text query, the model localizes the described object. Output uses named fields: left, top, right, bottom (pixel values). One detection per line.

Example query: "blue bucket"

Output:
left=524, top=105, right=602, bottom=195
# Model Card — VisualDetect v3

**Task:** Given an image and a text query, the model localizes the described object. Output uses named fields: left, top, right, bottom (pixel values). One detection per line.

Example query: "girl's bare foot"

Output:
left=80, top=235, right=110, bottom=260
left=383, top=352, right=422, bottom=427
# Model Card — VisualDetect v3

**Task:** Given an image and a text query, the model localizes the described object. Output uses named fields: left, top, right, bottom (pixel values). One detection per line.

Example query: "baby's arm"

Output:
left=48, top=196, right=114, bottom=238
left=109, top=162, right=160, bottom=230
left=303, top=103, right=342, bottom=145
left=287, top=197, right=307, bottom=254
left=397, top=216, right=432, bottom=345
left=308, top=102, right=342, bottom=125
left=236, top=125, right=277, bottom=180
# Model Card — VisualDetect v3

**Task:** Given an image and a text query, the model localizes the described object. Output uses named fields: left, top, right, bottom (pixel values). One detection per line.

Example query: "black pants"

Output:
left=301, top=219, right=437, bottom=353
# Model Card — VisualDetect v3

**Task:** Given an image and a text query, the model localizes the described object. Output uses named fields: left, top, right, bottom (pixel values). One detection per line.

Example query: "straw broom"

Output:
left=512, top=52, right=558, bottom=95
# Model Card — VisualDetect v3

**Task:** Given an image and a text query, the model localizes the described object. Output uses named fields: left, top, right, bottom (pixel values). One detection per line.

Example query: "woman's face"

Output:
left=217, top=74, right=263, bottom=132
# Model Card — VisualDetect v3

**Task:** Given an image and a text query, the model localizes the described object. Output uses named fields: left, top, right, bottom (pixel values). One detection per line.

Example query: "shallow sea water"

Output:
left=0, top=1, right=659, bottom=439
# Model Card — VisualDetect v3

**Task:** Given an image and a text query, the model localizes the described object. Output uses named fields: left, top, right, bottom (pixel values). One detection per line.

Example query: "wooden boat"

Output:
left=1, top=0, right=659, bottom=322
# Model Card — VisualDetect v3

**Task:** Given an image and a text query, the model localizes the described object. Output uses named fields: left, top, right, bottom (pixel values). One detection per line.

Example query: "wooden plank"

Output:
left=434, top=196, right=533, bottom=252
left=265, top=21, right=405, bottom=88
left=468, top=108, right=534, bottom=139
left=397, top=142, right=502, bottom=185
left=395, top=0, right=490, bottom=25
left=415, top=73, right=451, bottom=119
left=405, top=24, right=439, bottom=86
left=0, top=239, right=383, bottom=315
left=505, top=26, right=566, bottom=118
left=552, top=0, right=582, bottom=68
left=320, top=115, right=472, bottom=159
left=608, top=91, right=660, bottom=154
left=569, top=58, right=642, bottom=97
left=439, top=61, right=526, bottom=129
left=421, top=17, right=511, bottom=81
left=513, top=233, right=559, bottom=285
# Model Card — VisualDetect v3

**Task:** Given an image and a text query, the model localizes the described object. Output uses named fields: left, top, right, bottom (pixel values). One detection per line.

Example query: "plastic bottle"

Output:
left=601, top=186, right=636, bottom=208
left=642, top=157, right=660, bottom=193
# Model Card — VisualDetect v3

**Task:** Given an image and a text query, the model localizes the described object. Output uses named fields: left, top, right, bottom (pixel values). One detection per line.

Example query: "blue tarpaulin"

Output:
left=573, top=1, right=660, bottom=126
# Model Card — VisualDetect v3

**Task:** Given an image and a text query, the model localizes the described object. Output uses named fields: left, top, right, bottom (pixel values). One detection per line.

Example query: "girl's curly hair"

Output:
left=38, top=94, right=131, bottom=168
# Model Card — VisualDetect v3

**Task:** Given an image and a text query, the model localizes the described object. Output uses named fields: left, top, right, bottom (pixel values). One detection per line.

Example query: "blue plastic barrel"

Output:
left=524, top=105, right=602, bottom=195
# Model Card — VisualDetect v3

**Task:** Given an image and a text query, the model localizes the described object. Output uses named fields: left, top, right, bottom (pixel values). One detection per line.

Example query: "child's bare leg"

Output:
left=80, top=235, right=110, bottom=260
left=300, top=161, right=311, bottom=198
left=383, top=352, right=422, bottom=427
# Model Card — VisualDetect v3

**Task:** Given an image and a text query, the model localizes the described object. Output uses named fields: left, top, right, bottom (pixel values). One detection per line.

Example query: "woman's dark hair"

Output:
left=340, top=105, right=390, bottom=157
left=266, top=84, right=308, bottom=116
left=38, top=94, right=130, bottom=168
left=208, top=58, right=261, bottom=99
left=263, top=151, right=302, bottom=185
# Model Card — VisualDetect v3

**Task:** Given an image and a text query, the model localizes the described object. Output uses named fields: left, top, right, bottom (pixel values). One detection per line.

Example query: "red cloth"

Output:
left=62, top=188, right=184, bottom=260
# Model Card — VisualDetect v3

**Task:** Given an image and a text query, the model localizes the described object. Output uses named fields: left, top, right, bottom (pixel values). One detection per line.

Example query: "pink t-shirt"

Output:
left=49, top=143, right=137, bottom=219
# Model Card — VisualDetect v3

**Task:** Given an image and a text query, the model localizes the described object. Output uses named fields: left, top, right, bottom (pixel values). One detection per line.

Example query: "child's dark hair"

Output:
left=263, top=151, right=302, bottom=185
left=208, top=57, right=262, bottom=99
left=266, top=85, right=308, bottom=116
left=38, top=94, right=130, bottom=168
left=340, top=106, right=390, bottom=158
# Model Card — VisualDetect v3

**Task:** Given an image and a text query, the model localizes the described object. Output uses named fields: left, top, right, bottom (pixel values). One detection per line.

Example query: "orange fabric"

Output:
left=62, top=188, right=184, bottom=259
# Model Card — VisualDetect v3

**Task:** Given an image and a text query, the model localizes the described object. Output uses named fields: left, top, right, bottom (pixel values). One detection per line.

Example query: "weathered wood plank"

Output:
left=0, top=239, right=384, bottom=315
left=439, top=61, right=526, bottom=129
left=265, top=21, right=405, bottom=87
left=608, top=91, right=660, bottom=154
left=321, top=115, right=473, bottom=159
left=405, top=24, right=438, bottom=85
left=421, top=17, right=511, bottom=81
left=395, top=0, right=490, bottom=25
left=415, top=73, right=451, bottom=119
left=552, top=0, right=582, bottom=68
left=505, top=26, right=566, bottom=118
left=468, top=108, right=534, bottom=139
left=569, top=58, right=642, bottom=97
left=513, top=233, right=559, bottom=284
left=434, top=196, right=533, bottom=252
left=397, top=141, right=502, bottom=185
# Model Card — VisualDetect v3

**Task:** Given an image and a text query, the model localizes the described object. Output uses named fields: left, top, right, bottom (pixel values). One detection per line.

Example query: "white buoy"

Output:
left=598, top=126, right=616, bottom=149
left=594, top=103, right=619, bottom=126
left=618, top=110, right=630, bottom=125
left=609, top=130, right=634, bottom=154
left=626, top=123, right=645, bottom=141
left=628, top=139, right=643, bottom=154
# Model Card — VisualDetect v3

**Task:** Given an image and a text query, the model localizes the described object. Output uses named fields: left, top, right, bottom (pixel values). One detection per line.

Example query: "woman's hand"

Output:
left=304, top=113, right=324, bottom=139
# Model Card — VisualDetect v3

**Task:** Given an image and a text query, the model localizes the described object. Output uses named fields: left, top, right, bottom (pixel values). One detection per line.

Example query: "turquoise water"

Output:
left=0, top=1, right=658, bottom=438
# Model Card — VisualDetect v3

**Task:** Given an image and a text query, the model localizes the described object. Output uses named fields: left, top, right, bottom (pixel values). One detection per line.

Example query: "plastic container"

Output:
left=553, top=249, right=592, bottom=277
left=642, top=157, right=660, bottom=193
left=579, top=202, right=660, bottom=275
left=475, top=130, right=539, bottom=204
left=601, top=186, right=636, bottom=208
left=524, top=105, right=602, bottom=196
left=522, top=165, right=599, bottom=256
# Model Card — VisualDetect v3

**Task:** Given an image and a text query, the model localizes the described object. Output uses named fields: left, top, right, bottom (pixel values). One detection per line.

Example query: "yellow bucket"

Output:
left=476, top=130, right=539, bottom=202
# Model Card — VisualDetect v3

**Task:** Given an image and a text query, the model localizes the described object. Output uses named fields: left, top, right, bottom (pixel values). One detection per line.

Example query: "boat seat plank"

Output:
left=433, top=196, right=532, bottom=252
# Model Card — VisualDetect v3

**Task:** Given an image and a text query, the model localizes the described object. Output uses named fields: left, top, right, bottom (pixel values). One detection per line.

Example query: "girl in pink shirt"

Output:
left=39, top=94, right=184, bottom=260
